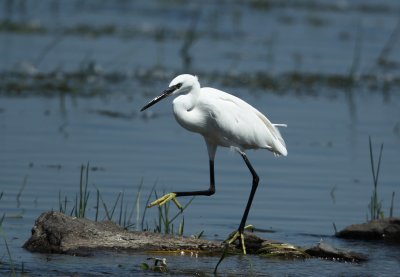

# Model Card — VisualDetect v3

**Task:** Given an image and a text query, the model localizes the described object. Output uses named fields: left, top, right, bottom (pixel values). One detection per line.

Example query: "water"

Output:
left=1, top=0, right=400, bottom=276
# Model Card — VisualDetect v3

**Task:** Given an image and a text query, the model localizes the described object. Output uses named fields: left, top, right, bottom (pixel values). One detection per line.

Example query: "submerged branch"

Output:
left=23, top=211, right=367, bottom=263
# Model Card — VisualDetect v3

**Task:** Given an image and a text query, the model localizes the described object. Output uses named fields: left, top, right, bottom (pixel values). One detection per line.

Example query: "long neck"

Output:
left=172, top=85, right=202, bottom=133
left=177, top=83, right=200, bottom=111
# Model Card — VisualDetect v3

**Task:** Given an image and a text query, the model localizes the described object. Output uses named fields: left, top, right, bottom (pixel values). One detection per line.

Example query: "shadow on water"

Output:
left=1, top=0, right=400, bottom=276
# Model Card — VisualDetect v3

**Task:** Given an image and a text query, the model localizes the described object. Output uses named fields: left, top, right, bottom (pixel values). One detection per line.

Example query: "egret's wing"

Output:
left=199, top=88, right=287, bottom=156
left=252, top=109, right=287, bottom=156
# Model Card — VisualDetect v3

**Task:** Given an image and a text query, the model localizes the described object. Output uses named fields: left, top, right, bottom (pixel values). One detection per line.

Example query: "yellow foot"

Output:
left=226, top=231, right=246, bottom=254
left=225, top=225, right=254, bottom=255
left=147, top=192, right=183, bottom=211
left=244, top=224, right=254, bottom=232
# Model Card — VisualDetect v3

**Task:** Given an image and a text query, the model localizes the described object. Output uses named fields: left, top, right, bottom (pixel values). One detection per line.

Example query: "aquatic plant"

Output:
left=58, top=163, right=91, bottom=219
left=149, top=191, right=194, bottom=236
left=96, top=188, right=121, bottom=221
left=0, top=19, right=44, bottom=34
left=140, top=257, right=168, bottom=273
left=75, top=163, right=90, bottom=218
left=3, top=239, right=15, bottom=276
left=0, top=213, right=4, bottom=228
left=389, top=191, right=395, bottom=217
left=58, top=164, right=193, bottom=235
left=16, top=176, right=28, bottom=208
left=0, top=191, right=4, bottom=228
left=367, top=137, right=384, bottom=220
left=0, top=237, right=26, bottom=277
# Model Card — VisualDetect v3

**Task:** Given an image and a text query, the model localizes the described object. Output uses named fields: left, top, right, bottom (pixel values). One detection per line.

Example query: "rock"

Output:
left=336, top=218, right=400, bottom=242
left=305, top=241, right=367, bottom=263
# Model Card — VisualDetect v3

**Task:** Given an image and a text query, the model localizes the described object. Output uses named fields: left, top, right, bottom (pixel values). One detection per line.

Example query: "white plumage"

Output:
left=169, top=74, right=287, bottom=158
left=140, top=74, right=287, bottom=254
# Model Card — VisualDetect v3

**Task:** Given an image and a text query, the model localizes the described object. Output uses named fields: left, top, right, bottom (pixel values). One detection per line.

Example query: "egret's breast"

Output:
left=172, top=96, right=206, bottom=134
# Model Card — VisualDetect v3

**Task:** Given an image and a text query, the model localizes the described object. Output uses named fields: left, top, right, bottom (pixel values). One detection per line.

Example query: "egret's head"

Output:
left=140, top=74, right=199, bottom=112
left=169, top=74, right=199, bottom=95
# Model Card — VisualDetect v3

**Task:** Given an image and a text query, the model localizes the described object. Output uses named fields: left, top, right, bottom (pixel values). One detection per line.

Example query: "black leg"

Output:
left=238, top=152, right=259, bottom=232
left=174, top=160, right=215, bottom=197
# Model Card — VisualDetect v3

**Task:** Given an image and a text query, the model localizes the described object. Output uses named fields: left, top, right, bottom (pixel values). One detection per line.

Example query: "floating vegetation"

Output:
left=0, top=67, right=110, bottom=97
left=0, top=19, right=239, bottom=41
left=1, top=65, right=400, bottom=98
left=65, top=24, right=117, bottom=38
left=0, top=19, right=45, bottom=34
left=140, top=257, right=168, bottom=273
left=0, top=0, right=399, bottom=100
left=90, top=109, right=135, bottom=120
left=248, top=0, right=399, bottom=14
left=305, top=14, right=329, bottom=27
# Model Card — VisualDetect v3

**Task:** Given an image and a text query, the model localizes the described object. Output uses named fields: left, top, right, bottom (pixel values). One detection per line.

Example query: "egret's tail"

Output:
left=252, top=108, right=288, bottom=157
left=272, top=123, right=287, bottom=156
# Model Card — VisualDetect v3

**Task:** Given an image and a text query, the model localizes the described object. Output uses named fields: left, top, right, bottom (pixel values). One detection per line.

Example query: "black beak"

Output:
left=140, top=84, right=180, bottom=112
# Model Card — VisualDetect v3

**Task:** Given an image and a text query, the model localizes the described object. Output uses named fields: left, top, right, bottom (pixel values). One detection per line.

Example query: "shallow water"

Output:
left=1, top=0, right=400, bottom=276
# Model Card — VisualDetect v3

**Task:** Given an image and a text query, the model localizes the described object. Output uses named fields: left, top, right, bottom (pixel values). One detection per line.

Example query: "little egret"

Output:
left=140, top=74, right=287, bottom=254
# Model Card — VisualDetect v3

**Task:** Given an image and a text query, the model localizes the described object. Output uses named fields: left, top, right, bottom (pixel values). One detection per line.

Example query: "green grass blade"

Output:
left=64, top=195, right=68, bottom=214
left=119, top=191, right=124, bottom=226
left=4, top=238, right=16, bottom=276
left=79, top=164, right=84, bottom=217
left=133, top=179, right=143, bottom=231
left=74, top=193, right=78, bottom=217
left=369, top=136, right=376, bottom=187
left=0, top=213, right=5, bottom=227
left=390, top=191, right=395, bottom=217
left=141, top=181, right=157, bottom=231
left=58, top=191, right=63, bottom=213
left=367, top=137, right=385, bottom=220
left=169, top=196, right=195, bottom=224
left=16, top=175, right=28, bottom=208
left=94, top=185, right=111, bottom=220
left=109, top=192, right=122, bottom=220
left=375, top=143, right=384, bottom=188
left=178, top=216, right=184, bottom=236
left=95, top=189, right=100, bottom=222
left=81, top=162, right=90, bottom=218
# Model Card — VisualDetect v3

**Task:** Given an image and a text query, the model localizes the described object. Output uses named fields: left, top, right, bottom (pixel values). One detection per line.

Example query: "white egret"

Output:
left=140, top=74, right=287, bottom=254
